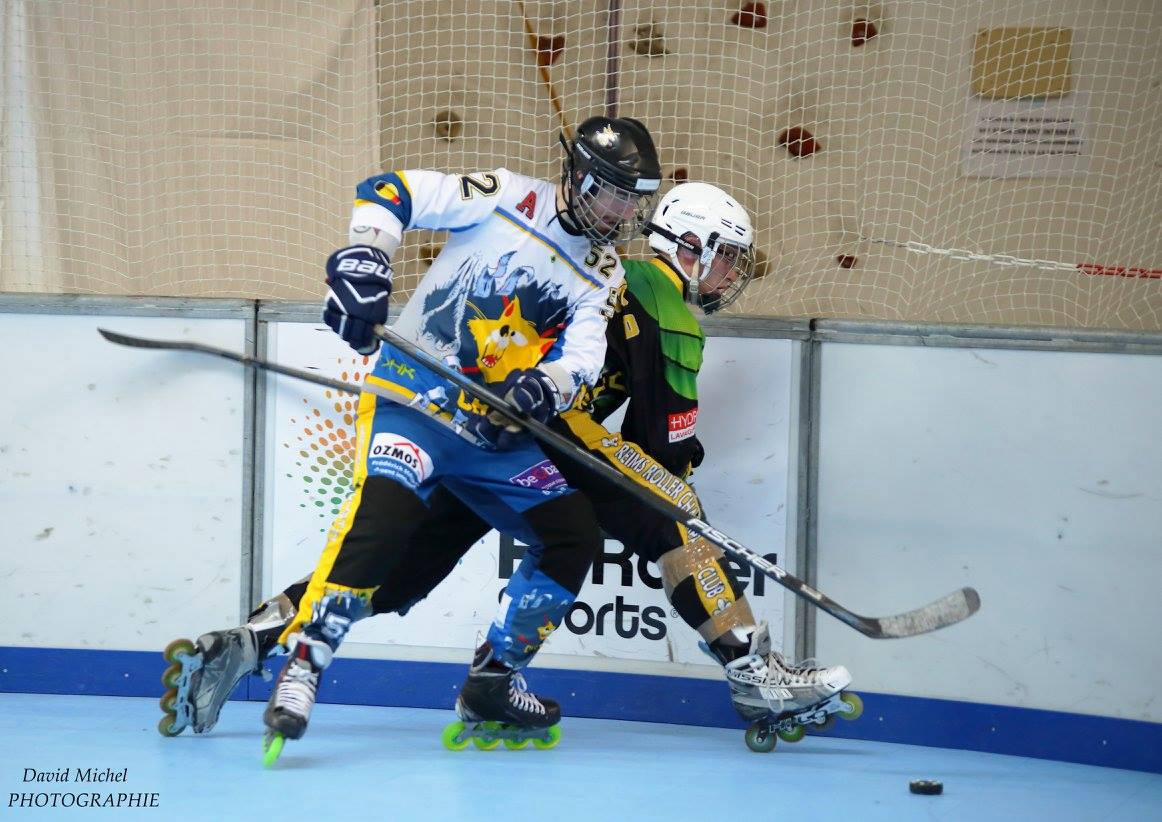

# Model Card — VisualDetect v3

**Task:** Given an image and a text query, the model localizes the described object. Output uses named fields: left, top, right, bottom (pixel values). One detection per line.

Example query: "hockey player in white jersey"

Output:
left=159, top=178, right=858, bottom=755
left=255, top=116, right=662, bottom=763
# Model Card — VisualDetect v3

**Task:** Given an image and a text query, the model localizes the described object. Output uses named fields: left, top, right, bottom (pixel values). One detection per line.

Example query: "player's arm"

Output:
left=584, top=287, right=632, bottom=423
left=324, top=169, right=509, bottom=353
left=535, top=257, right=626, bottom=413
left=621, top=290, right=705, bottom=478
left=347, top=168, right=510, bottom=255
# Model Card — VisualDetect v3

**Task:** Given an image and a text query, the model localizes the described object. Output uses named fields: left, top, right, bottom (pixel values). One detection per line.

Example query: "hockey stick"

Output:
left=368, top=326, right=979, bottom=639
left=97, top=326, right=980, bottom=639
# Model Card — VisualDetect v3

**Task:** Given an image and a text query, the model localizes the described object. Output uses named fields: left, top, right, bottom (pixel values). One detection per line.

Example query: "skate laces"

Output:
left=274, top=659, right=318, bottom=719
left=508, top=672, right=546, bottom=716
left=765, top=651, right=829, bottom=686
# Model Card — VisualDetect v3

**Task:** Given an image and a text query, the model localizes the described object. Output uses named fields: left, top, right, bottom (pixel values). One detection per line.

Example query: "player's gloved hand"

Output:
left=689, top=436, right=705, bottom=469
left=500, top=368, right=560, bottom=425
left=463, top=407, right=523, bottom=450
left=464, top=369, right=561, bottom=450
left=682, top=436, right=705, bottom=480
left=323, top=245, right=393, bottom=355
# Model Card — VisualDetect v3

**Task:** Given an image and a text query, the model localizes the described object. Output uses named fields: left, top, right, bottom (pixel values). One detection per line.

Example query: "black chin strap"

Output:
left=554, top=206, right=584, bottom=237
left=642, top=221, right=700, bottom=256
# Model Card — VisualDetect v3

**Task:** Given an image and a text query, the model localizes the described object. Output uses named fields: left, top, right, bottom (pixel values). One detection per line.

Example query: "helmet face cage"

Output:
left=644, top=182, right=757, bottom=314
left=695, top=238, right=756, bottom=314
left=562, top=143, right=657, bottom=244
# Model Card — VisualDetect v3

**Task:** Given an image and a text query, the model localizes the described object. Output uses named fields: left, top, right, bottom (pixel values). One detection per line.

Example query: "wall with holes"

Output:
left=5, top=2, right=1160, bottom=328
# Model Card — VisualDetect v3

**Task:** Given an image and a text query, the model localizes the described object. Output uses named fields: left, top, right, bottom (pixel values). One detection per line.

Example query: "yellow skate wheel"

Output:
left=163, top=638, right=196, bottom=664
left=744, top=725, right=777, bottom=753
left=472, top=722, right=503, bottom=750
left=262, top=732, right=285, bottom=767
left=839, top=692, right=863, bottom=721
left=441, top=721, right=471, bottom=751
left=161, top=663, right=183, bottom=690
left=158, top=688, right=179, bottom=714
left=157, top=713, right=182, bottom=737
left=778, top=724, right=806, bottom=743
left=503, top=737, right=531, bottom=750
left=531, top=724, right=562, bottom=750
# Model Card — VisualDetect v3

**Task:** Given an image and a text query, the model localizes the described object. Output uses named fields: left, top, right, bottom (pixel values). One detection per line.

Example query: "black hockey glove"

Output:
left=689, top=436, right=705, bottom=469
left=501, top=368, right=560, bottom=424
left=464, top=368, right=561, bottom=450
left=463, top=408, right=524, bottom=451
left=323, top=245, right=393, bottom=355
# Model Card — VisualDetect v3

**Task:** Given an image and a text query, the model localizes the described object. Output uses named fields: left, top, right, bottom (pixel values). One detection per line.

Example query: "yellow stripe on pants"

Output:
left=278, top=390, right=380, bottom=645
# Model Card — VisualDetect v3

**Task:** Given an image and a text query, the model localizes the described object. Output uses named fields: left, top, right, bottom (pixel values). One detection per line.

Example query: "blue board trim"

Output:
left=2, top=646, right=1158, bottom=774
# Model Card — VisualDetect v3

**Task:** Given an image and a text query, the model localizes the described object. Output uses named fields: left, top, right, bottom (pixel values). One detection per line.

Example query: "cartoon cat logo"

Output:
left=467, top=296, right=556, bottom=382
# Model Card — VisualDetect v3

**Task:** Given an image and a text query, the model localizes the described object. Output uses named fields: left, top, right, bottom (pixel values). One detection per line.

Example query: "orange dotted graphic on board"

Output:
left=283, top=355, right=369, bottom=529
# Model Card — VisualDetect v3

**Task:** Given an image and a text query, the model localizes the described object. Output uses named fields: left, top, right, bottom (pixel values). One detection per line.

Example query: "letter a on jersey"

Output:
left=516, top=191, right=537, bottom=220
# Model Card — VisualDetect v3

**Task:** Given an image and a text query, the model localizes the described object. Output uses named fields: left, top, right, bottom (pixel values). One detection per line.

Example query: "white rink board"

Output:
left=0, top=315, right=247, bottom=651
left=815, top=343, right=1162, bottom=722
left=264, top=323, right=793, bottom=673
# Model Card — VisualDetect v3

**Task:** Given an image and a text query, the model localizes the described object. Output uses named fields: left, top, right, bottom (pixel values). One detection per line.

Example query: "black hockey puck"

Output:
left=909, top=780, right=943, bottom=795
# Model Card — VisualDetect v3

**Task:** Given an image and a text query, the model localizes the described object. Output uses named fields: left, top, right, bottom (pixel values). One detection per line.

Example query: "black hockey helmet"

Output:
left=559, top=116, right=662, bottom=244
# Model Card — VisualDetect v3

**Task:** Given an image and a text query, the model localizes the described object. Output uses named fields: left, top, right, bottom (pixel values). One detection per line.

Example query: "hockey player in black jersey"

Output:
left=159, top=182, right=858, bottom=754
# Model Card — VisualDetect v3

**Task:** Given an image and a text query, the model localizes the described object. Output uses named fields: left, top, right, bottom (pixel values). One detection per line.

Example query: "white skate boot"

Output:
left=261, top=633, right=332, bottom=765
left=723, top=623, right=862, bottom=752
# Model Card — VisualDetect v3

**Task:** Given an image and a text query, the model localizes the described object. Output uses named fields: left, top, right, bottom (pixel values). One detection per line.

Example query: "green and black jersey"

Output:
left=583, top=257, right=705, bottom=478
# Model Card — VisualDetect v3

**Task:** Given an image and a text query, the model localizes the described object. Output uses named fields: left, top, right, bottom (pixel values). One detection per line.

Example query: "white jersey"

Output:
left=349, top=168, right=624, bottom=408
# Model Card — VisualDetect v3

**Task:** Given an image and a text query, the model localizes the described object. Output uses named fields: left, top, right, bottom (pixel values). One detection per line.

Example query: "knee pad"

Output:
left=659, top=537, right=755, bottom=644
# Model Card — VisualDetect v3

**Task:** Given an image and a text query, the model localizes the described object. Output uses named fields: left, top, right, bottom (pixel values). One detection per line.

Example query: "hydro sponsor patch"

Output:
left=508, top=459, right=567, bottom=493
left=667, top=408, right=698, bottom=442
left=367, top=433, right=434, bottom=487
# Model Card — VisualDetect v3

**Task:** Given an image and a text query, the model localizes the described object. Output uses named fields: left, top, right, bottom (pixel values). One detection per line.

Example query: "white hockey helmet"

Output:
left=644, top=182, right=756, bottom=314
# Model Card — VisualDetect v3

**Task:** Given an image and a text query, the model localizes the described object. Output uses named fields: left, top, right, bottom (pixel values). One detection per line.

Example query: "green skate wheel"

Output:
left=812, top=715, right=838, bottom=733
left=472, top=722, right=503, bottom=750
left=531, top=724, right=561, bottom=750
left=441, top=721, right=471, bottom=751
left=503, top=737, right=530, bottom=750
left=156, top=713, right=182, bottom=737
left=163, top=638, right=196, bottom=664
left=262, top=732, right=285, bottom=767
left=159, top=688, right=178, bottom=714
left=161, top=663, right=183, bottom=690
left=777, top=724, right=806, bottom=743
left=839, top=692, right=863, bottom=721
left=744, top=725, right=777, bottom=753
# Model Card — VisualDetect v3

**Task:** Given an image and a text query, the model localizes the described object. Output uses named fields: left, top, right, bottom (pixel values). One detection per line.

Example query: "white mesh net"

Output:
left=2, top=0, right=1160, bottom=328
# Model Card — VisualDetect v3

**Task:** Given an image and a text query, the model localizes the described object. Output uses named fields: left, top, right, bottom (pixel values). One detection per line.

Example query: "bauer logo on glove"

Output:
left=323, top=245, right=394, bottom=355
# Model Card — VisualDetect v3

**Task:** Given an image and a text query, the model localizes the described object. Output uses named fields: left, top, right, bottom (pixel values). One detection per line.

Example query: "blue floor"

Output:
left=2, top=694, right=1159, bottom=821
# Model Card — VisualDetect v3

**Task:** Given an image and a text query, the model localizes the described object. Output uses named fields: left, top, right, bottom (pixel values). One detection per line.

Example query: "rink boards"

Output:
left=1, top=295, right=1161, bottom=773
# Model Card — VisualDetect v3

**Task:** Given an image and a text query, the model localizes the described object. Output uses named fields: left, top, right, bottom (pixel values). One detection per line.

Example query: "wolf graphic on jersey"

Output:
left=419, top=250, right=567, bottom=384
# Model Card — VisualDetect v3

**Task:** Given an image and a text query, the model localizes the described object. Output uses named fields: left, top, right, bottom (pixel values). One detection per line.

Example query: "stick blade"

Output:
left=870, top=587, right=981, bottom=639
left=98, top=327, right=150, bottom=347
left=98, top=327, right=185, bottom=351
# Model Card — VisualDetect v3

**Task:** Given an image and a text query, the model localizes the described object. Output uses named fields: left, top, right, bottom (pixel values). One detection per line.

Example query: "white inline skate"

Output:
left=723, top=623, right=862, bottom=752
